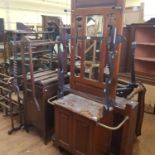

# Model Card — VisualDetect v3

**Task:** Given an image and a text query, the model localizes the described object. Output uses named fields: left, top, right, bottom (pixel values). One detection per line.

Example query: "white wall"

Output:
left=0, top=0, right=71, bottom=30
left=144, top=0, right=155, bottom=21
left=124, top=3, right=144, bottom=25
left=1, top=0, right=155, bottom=30
left=126, top=0, right=144, bottom=7
left=126, top=0, right=155, bottom=21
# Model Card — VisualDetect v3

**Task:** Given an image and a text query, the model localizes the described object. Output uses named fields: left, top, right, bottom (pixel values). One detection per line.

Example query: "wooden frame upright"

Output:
left=70, top=0, right=125, bottom=98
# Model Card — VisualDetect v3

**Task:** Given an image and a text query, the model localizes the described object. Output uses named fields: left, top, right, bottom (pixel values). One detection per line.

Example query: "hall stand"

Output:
left=47, top=0, right=143, bottom=155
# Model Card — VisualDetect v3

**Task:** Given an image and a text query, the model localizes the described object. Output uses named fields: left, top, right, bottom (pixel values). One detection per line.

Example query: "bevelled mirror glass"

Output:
left=84, top=15, right=104, bottom=81
left=74, top=16, right=83, bottom=77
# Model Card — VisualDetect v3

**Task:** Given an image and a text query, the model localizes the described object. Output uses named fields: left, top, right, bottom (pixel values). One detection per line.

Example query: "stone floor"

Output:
left=0, top=112, right=154, bottom=155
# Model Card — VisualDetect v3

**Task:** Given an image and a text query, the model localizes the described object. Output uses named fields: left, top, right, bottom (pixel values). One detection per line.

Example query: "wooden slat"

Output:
left=38, top=76, right=58, bottom=85
left=27, top=70, right=57, bottom=79
left=34, top=73, right=57, bottom=82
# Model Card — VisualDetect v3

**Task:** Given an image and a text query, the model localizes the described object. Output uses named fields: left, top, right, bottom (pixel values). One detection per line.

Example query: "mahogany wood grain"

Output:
left=70, top=6, right=125, bottom=98
left=54, top=104, right=113, bottom=155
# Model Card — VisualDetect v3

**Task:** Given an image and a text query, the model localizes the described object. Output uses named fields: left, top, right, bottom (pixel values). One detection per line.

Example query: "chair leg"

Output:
left=8, top=102, right=15, bottom=135
left=0, top=105, right=2, bottom=112
left=4, top=107, right=8, bottom=116
left=18, top=103, right=23, bottom=128
left=8, top=102, right=23, bottom=135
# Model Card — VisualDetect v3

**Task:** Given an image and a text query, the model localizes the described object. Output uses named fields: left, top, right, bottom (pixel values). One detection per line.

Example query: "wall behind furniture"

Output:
left=0, top=0, right=71, bottom=30
left=1, top=0, right=155, bottom=31
left=126, top=0, right=144, bottom=7
left=124, top=3, right=144, bottom=25
left=126, top=0, right=155, bottom=23
left=144, top=0, right=155, bottom=21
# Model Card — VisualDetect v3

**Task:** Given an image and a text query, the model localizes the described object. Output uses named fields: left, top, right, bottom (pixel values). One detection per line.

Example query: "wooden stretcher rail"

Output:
left=0, top=101, right=10, bottom=109
left=29, top=41, right=60, bottom=46
left=24, top=49, right=52, bottom=55
left=11, top=39, right=60, bottom=47
left=0, top=86, right=12, bottom=92
left=0, top=95, right=20, bottom=106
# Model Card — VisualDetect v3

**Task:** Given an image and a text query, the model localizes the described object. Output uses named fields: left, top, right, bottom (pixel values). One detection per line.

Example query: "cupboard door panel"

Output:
left=55, top=106, right=73, bottom=148
left=73, top=115, right=93, bottom=155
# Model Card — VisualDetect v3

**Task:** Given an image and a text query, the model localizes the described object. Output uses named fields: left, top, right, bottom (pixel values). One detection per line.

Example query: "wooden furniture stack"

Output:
left=0, top=73, right=23, bottom=134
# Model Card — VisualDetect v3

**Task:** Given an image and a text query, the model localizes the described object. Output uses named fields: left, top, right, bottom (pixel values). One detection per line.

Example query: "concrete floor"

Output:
left=0, top=113, right=155, bottom=155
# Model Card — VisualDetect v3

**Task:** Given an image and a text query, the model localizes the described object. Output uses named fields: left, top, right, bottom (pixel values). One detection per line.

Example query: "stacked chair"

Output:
left=0, top=73, right=23, bottom=134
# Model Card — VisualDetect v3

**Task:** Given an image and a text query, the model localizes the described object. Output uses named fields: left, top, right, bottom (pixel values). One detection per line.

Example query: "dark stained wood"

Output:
left=24, top=71, right=58, bottom=144
left=135, top=84, right=146, bottom=136
left=119, top=26, right=131, bottom=73
left=117, top=79, right=146, bottom=136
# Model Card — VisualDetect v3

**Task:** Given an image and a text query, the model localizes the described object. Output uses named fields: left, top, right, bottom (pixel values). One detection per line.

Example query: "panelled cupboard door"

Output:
left=54, top=103, right=113, bottom=155
left=72, top=115, right=94, bottom=155
left=54, top=106, right=73, bottom=150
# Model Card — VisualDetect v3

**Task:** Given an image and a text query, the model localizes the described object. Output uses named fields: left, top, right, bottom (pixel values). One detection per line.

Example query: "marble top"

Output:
left=53, top=94, right=104, bottom=121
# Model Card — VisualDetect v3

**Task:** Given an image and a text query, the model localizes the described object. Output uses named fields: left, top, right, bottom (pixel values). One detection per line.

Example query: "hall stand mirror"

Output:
left=70, top=3, right=124, bottom=98
left=48, top=1, right=141, bottom=155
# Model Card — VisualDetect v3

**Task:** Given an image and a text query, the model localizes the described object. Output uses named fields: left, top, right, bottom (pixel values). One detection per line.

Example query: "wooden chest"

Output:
left=52, top=94, right=113, bottom=155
